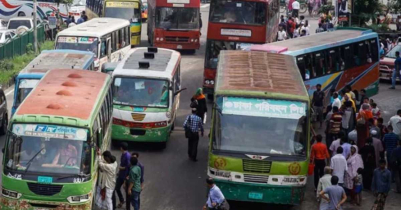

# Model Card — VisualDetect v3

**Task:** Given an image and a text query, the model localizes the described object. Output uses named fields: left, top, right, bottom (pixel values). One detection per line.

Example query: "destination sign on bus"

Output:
left=222, top=97, right=306, bottom=119
left=12, top=124, right=87, bottom=141
left=106, top=1, right=139, bottom=8
left=221, top=29, right=252, bottom=37
left=58, top=37, right=97, bottom=44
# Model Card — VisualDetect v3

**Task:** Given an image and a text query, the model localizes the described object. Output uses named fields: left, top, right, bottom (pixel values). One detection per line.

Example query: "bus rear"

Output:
left=203, top=0, right=280, bottom=97
left=208, top=51, right=310, bottom=205
left=147, top=0, right=200, bottom=50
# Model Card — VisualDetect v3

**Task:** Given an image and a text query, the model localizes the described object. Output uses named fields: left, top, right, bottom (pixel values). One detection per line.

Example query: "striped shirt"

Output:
left=329, top=113, right=342, bottom=134
left=183, top=114, right=204, bottom=133
left=383, top=132, right=399, bottom=154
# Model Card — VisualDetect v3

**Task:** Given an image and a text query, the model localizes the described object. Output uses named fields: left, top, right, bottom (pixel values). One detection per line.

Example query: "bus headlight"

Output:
left=67, top=194, right=90, bottom=203
left=205, top=80, right=210, bottom=85
left=166, top=111, right=172, bottom=119
left=160, top=38, right=164, bottom=41
left=190, top=39, right=194, bottom=42
left=194, top=39, right=198, bottom=42
left=210, top=80, right=214, bottom=85
left=156, top=37, right=160, bottom=41
left=2, top=188, right=22, bottom=199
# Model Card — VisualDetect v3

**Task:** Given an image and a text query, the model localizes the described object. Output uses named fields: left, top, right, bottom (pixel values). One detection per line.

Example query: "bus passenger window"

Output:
left=354, top=42, right=366, bottom=66
left=101, top=39, right=107, bottom=58
left=327, top=48, right=339, bottom=74
left=296, top=56, right=306, bottom=80
left=341, top=45, right=353, bottom=70
left=305, top=54, right=314, bottom=79
left=370, top=39, right=379, bottom=62
left=313, top=52, right=326, bottom=77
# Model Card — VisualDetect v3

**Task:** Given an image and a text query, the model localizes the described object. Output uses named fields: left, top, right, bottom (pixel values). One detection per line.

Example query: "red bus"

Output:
left=203, top=0, right=280, bottom=97
left=147, top=0, right=201, bottom=51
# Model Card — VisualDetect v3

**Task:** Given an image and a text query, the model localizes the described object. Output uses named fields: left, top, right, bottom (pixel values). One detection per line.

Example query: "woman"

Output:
left=359, top=137, right=376, bottom=190
left=52, top=142, right=78, bottom=166
left=356, top=104, right=373, bottom=149
left=344, top=145, right=364, bottom=203
left=191, top=88, right=207, bottom=123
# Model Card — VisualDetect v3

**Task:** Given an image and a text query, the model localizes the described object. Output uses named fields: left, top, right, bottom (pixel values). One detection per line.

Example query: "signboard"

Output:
left=12, top=124, right=88, bottom=141
left=48, top=16, right=57, bottom=29
left=221, top=29, right=252, bottom=37
left=57, top=37, right=97, bottom=44
left=222, top=97, right=306, bottom=119
left=167, top=0, right=190, bottom=4
left=106, top=1, right=139, bottom=8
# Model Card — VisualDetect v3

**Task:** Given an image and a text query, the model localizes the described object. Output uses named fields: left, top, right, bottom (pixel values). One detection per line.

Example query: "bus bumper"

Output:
left=112, top=124, right=171, bottom=142
left=0, top=197, right=92, bottom=210
left=213, top=179, right=306, bottom=205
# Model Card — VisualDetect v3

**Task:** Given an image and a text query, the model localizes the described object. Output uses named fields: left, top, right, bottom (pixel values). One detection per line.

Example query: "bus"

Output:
left=208, top=50, right=310, bottom=205
left=0, top=0, right=68, bottom=20
left=55, top=18, right=131, bottom=71
left=261, top=28, right=380, bottom=102
left=203, top=0, right=280, bottom=98
left=103, top=0, right=142, bottom=46
left=1, top=69, right=113, bottom=210
left=12, top=49, right=95, bottom=116
left=112, top=47, right=183, bottom=148
left=147, top=0, right=201, bottom=51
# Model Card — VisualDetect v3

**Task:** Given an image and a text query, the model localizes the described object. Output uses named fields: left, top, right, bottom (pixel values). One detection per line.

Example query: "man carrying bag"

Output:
left=183, top=108, right=204, bottom=162
left=203, top=178, right=227, bottom=210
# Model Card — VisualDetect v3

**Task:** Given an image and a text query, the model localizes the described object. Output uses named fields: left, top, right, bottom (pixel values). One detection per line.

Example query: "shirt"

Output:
left=355, top=174, right=363, bottom=185
left=129, top=165, right=142, bottom=192
left=323, top=185, right=345, bottom=210
left=329, top=139, right=341, bottom=154
left=206, top=185, right=225, bottom=208
left=138, top=161, right=145, bottom=184
left=371, top=168, right=392, bottom=193
left=77, top=17, right=84, bottom=24
left=388, top=115, right=401, bottom=135
left=98, top=156, right=118, bottom=190
left=383, top=132, right=399, bottom=154
left=183, top=114, right=204, bottom=133
left=317, top=174, right=332, bottom=198
left=331, top=154, right=348, bottom=184
left=372, top=137, right=384, bottom=167
left=329, top=113, right=342, bottom=134
left=292, top=1, right=300, bottom=9
left=341, top=109, right=352, bottom=129
left=312, top=90, right=325, bottom=107
left=341, top=143, right=351, bottom=158
left=119, top=151, right=131, bottom=179
left=332, top=98, right=341, bottom=108
left=311, top=142, right=330, bottom=160
left=277, top=30, right=287, bottom=41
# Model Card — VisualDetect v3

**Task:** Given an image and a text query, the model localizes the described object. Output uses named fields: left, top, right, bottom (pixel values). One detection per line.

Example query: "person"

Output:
left=65, top=15, right=72, bottom=27
left=345, top=85, right=355, bottom=101
left=308, top=0, right=314, bottom=17
left=132, top=153, right=144, bottom=189
left=183, top=108, right=204, bottom=161
left=360, top=137, right=376, bottom=190
left=357, top=104, right=373, bottom=149
left=52, top=142, right=78, bottom=166
left=344, top=146, right=364, bottom=203
left=77, top=15, right=85, bottom=24
left=286, top=17, right=296, bottom=38
left=329, top=131, right=345, bottom=156
left=316, top=167, right=332, bottom=209
left=301, top=20, right=310, bottom=35
left=369, top=118, right=381, bottom=138
left=81, top=11, right=88, bottom=21
left=96, top=151, right=118, bottom=210
left=327, top=106, right=342, bottom=148
left=340, top=136, right=352, bottom=158
left=390, top=51, right=401, bottom=89
left=319, top=176, right=347, bottom=210
left=311, top=135, right=330, bottom=190
left=370, top=130, right=385, bottom=169
left=292, top=0, right=300, bottom=18
left=191, top=88, right=207, bottom=123
left=128, top=157, right=142, bottom=210
left=312, top=84, right=325, bottom=128
left=388, top=109, right=401, bottom=138
left=277, top=25, right=287, bottom=41
left=341, top=93, right=356, bottom=112
left=377, top=118, right=388, bottom=140
left=331, top=147, right=348, bottom=186
left=391, top=140, right=401, bottom=192
left=371, top=159, right=392, bottom=210
left=203, top=178, right=225, bottom=210
left=300, top=29, right=306, bottom=37
left=331, top=92, right=341, bottom=109
left=115, top=143, right=131, bottom=209
left=71, top=16, right=76, bottom=24
left=383, top=125, right=399, bottom=176
left=341, top=101, right=356, bottom=134
left=293, top=25, right=300, bottom=38
left=316, top=23, right=325, bottom=33
left=372, top=103, right=381, bottom=120
left=354, top=168, right=363, bottom=205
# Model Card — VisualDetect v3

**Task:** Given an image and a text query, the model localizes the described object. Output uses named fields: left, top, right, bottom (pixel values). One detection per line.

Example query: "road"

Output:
left=1, top=5, right=401, bottom=210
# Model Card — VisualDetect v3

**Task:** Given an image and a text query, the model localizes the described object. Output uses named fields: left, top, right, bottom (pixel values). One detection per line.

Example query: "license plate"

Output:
left=38, top=176, right=53, bottom=184
left=248, top=192, right=263, bottom=200
left=177, top=45, right=182, bottom=49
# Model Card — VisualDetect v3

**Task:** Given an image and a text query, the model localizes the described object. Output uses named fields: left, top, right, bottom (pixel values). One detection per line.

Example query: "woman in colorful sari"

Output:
left=344, top=145, right=364, bottom=204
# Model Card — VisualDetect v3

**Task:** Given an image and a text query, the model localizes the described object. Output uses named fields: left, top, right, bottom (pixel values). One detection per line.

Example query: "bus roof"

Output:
left=56, top=18, right=130, bottom=37
left=215, top=50, right=308, bottom=98
left=265, top=29, right=377, bottom=52
left=16, top=69, right=109, bottom=120
left=112, top=47, right=181, bottom=79
left=19, top=50, right=95, bottom=75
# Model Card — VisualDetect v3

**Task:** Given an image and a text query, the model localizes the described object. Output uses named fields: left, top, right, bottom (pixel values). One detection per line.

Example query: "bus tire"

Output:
left=0, top=115, right=7, bottom=136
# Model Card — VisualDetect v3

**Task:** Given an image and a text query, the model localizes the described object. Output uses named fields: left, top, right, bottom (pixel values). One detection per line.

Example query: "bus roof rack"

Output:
left=144, top=52, right=155, bottom=59
left=139, top=61, right=150, bottom=69
left=148, top=47, right=158, bottom=53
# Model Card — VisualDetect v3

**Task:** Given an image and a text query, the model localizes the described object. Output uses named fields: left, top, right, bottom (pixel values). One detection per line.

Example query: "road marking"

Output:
left=5, top=89, right=14, bottom=96
left=201, top=4, right=210, bottom=8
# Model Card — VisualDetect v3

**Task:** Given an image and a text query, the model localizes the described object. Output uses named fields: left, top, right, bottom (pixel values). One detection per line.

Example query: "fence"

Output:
left=0, top=25, right=46, bottom=60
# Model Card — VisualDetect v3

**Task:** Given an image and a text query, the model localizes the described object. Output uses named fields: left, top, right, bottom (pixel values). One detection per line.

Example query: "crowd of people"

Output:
left=64, top=11, right=89, bottom=28
left=310, top=84, right=401, bottom=210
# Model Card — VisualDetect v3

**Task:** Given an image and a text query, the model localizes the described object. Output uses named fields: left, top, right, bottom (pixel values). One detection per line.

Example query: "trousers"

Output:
left=96, top=186, right=113, bottom=210
left=188, top=133, right=199, bottom=160
left=314, top=159, right=326, bottom=189
left=392, top=70, right=401, bottom=87
left=130, top=190, right=141, bottom=210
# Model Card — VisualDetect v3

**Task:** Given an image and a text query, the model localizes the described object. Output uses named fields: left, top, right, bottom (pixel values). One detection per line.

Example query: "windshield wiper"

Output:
left=57, top=173, right=90, bottom=181
left=24, top=148, right=45, bottom=173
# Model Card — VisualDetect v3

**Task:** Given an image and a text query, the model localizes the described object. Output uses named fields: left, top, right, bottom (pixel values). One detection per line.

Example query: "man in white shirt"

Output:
left=292, top=0, right=300, bottom=18
left=277, top=25, right=287, bottom=41
left=332, top=92, right=341, bottom=108
left=388, top=109, right=401, bottom=137
left=96, top=151, right=118, bottom=210
left=330, top=147, right=348, bottom=186
left=203, top=178, right=226, bottom=210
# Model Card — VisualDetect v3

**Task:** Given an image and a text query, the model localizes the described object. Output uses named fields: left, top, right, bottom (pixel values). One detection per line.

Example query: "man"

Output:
left=316, top=167, right=332, bottom=209
left=277, top=25, right=287, bottom=41
left=81, top=11, right=88, bottom=21
left=327, top=106, right=342, bottom=148
left=96, top=151, right=118, bottom=210
left=377, top=117, right=388, bottom=140
left=371, top=159, right=392, bottom=210
left=286, top=17, right=295, bottom=38
left=369, top=118, right=381, bottom=138
left=390, top=51, right=401, bottom=89
left=316, top=23, right=325, bottom=33
left=128, top=157, right=142, bottom=210
left=340, top=136, right=352, bottom=158
left=132, top=153, right=144, bottom=189
left=114, top=143, right=131, bottom=209
left=341, top=101, right=354, bottom=134
left=77, top=15, right=85, bottom=24
left=388, top=110, right=401, bottom=137
left=311, top=135, right=330, bottom=190
left=370, top=130, right=385, bottom=167
left=183, top=108, right=204, bottom=161
left=292, top=0, right=300, bottom=18
left=312, top=84, right=325, bottom=128
left=203, top=178, right=225, bottom=210
left=331, top=92, right=341, bottom=109
left=329, top=131, right=345, bottom=156
left=383, top=125, right=399, bottom=164
left=331, top=147, right=347, bottom=186
left=319, top=176, right=347, bottom=210
left=391, top=140, right=401, bottom=192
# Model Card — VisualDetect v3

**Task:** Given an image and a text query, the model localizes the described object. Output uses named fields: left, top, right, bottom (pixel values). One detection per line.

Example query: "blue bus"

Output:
left=12, top=50, right=95, bottom=115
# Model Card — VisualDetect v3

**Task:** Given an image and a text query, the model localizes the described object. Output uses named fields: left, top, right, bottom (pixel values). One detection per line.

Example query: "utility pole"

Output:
left=33, top=0, right=38, bottom=53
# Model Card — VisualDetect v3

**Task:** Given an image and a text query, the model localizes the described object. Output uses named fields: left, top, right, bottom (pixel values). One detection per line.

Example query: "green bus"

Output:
left=1, top=69, right=113, bottom=209
left=208, top=50, right=310, bottom=205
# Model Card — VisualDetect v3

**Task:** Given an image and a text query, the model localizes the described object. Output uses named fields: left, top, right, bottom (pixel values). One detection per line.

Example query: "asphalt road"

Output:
left=1, top=5, right=401, bottom=210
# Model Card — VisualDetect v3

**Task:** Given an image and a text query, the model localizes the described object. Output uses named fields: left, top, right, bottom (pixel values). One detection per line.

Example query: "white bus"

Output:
left=55, top=18, right=131, bottom=70
left=112, top=47, right=184, bottom=148
left=0, top=0, right=68, bottom=20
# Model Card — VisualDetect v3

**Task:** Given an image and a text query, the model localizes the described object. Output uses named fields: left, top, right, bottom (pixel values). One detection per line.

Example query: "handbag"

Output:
left=209, top=192, right=227, bottom=210
left=185, top=116, right=192, bottom=138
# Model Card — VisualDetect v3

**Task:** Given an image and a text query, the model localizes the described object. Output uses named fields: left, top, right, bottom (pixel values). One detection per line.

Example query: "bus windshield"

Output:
left=210, top=0, right=266, bottom=25
left=156, top=7, right=199, bottom=30
left=113, top=77, right=169, bottom=108
left=105, top=2, right=141, bottom=22
left=16, top=79, right=40, bottom=107
left=56, top=36, right=98, bottom=57
left=205, top=40, right=253, bottom=68
left=213, top=97, right=307, bottom=156
left=5, top=124, right=91, bottom=176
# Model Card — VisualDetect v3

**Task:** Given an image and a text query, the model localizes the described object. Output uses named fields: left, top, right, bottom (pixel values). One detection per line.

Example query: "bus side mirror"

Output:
left=174, top=88, right=187, bottom=96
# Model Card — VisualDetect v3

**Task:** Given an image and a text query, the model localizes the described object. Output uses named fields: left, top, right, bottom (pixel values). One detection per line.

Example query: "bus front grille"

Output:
left=131, top=113, right=146, bottom=121
left=243, top=159, right=272, bottom=173
left=27, top=183, right=63, bottom=196
left=165, top=36, right=189, bottom=43
left=244, top=174, right=269, bottom=184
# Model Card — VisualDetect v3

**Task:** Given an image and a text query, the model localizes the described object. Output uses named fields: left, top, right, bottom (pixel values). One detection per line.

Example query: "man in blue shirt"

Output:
left=371, top=159, right=392, bottom=210
left=319, top=176, right=347, bottom=210
left=390, top=51, right=401, bottom=89
left=183, top=108, right=204, bottom=161
left=383, top=125, right=399, bottom=165
left=113, top=142, right=131, bottom=209
left=391, top=140, right=401, bottom=192
left=203, top=178, right=225, bottom=210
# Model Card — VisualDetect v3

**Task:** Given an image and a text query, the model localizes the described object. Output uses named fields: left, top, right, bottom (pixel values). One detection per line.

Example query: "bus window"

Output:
left=370, top=39, right=379, bottom=62
left=354, top=42, right=367, bottom=66
left=326, top=48, right=339, bottom=74
left=313, top=51, right=326, bottom=77
left=341, top=45, right=353, bottom=70
left=101, top=38, right=107, bottom=58
left=296, top=56, right=306, bottom=80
